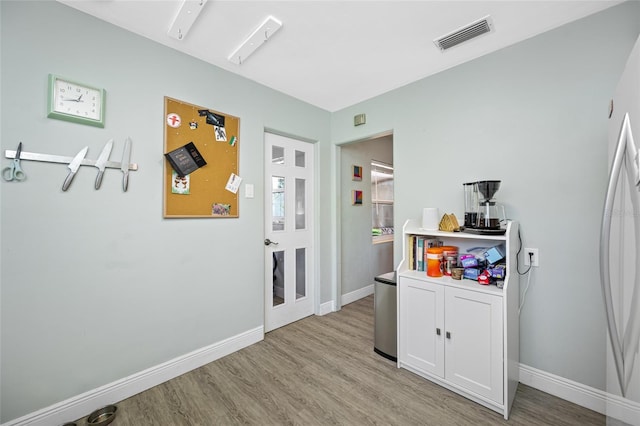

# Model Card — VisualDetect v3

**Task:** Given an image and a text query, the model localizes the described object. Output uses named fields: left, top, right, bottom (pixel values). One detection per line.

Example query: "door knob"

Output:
left=264, top=238, right=279, bottom=246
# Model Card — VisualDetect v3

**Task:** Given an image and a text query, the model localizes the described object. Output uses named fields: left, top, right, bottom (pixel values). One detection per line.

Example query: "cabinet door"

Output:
left=444, top=287, right=503, bottom=403
left=399, top=277, right=445, bottom=378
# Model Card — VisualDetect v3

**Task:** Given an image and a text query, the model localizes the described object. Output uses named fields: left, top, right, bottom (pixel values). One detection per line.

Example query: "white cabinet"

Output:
left=444, top=286, right=503, bottom=403
left=399, top=277, right=444, bottom=377
left=397, top=219, right=519, bottom=419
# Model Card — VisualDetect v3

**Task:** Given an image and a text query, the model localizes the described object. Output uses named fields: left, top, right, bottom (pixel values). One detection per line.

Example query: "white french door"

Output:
left=264, top=132, right=315, bottom=332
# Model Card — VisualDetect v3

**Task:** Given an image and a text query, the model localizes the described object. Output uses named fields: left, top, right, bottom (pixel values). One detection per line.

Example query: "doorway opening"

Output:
left=338, top=133, right=394, bottom=308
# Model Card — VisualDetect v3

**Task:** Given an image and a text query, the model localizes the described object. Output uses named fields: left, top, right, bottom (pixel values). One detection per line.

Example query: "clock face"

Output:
left=47, top=74, right=105, bottom=127
left=53, top=78, right=102, bottom=121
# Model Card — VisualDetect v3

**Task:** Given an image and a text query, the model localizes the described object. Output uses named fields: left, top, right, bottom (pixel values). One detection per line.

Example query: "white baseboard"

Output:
left=317, top=283, right=375, bottom=316
left=12, top=322, right=638, bottom=425
left=2, top=326, right=264, bottom=426
left=519, top=364, right=640, bottom=425
left=341, top=284, right=374, bottom=306
left=318, top=300, right=335, bottom=316
left=318, top=283, right=374, bottom=315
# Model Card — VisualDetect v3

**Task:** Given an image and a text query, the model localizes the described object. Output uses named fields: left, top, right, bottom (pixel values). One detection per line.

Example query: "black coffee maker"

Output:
left=464, top=180, right=506, bottom=235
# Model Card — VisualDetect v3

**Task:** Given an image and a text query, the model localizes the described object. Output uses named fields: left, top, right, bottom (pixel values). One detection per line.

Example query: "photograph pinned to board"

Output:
left=352, top=164, right=363, bottom=181
left=352, top=189, right=363, bottom=205
left=225, top=173, right=242, bottom=194
left=215, top=126, right=227, bottom=142
left=198, top=109, right=227, bottom=141
left=212, top=203, right=231, bottom=216
left=172, top=171, right=190, bottom=195
left=164, top=97, right=239, bottom=218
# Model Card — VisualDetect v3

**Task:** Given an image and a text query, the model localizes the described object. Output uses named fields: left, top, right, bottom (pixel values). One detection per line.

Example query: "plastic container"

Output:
left=441, top=245, right=458, bottom=255
left=440, top=246, right=458, bottom=275
left=426, top=247, right=444, bottom=277
left=444, top=256, right=456, bottom=276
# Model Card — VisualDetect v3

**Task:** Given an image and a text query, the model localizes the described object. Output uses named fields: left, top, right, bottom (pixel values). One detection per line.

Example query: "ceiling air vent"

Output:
left=433, top=15, right=494, bottom=51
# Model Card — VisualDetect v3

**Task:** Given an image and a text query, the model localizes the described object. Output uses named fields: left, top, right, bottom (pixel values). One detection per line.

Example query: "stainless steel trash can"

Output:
left=374, top=271, right=397, bottom=361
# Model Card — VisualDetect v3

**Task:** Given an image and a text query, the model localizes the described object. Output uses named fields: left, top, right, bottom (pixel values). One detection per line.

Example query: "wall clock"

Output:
left=47, top=74, right=106, bottom=128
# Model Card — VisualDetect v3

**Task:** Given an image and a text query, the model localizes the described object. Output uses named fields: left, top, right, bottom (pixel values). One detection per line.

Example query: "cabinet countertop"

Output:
left=399, top=270, right=504, bottom=296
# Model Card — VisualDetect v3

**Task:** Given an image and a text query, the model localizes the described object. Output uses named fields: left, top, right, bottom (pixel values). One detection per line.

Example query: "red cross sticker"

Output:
left=167, top=113, right=181, bottom=128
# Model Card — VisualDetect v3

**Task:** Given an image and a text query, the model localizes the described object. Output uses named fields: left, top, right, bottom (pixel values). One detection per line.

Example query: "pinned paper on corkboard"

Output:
left=163, top=97, right=239, bottom=218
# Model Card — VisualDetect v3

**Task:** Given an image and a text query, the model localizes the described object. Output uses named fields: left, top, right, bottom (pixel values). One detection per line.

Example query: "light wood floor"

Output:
left=78, top=296, right=605, bottom=425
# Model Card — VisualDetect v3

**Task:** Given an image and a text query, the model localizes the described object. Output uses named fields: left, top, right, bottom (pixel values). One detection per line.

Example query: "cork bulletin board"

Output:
left=163, top=97, right=240, bottom=218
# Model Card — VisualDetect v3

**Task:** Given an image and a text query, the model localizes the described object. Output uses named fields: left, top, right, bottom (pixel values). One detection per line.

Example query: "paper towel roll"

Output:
left=422, top=208, right=440, bottom=230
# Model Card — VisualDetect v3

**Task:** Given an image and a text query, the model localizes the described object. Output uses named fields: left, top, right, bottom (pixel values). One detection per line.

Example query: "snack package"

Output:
left=460, top=254, right=478, bottom=268
left=463, top=268, right=480, bottom=280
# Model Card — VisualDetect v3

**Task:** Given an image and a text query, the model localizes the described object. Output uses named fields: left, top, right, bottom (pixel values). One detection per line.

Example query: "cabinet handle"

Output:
left=436, top=328, right=441, bottom=336
left=446, top=331, right=451, bottom=339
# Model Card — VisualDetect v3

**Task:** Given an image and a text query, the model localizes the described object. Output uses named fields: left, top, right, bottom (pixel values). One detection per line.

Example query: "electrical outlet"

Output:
left=524, top=248, right=539, bottom=267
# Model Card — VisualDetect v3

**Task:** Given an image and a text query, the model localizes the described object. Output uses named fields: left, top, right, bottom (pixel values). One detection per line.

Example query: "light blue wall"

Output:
left=0, top=1, right=330, bottom=422
left=331, top=1, right=640, bottom=391
left=3, top=0, right=640, bottom=423
left=340, top=135, right=393, bottom=297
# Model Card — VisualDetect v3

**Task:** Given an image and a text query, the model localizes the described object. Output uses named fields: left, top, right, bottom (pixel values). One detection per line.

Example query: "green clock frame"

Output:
left=47, top=74, right=106, bottom=128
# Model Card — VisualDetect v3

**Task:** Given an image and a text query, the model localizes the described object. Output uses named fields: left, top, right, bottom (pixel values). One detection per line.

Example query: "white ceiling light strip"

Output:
left=228, top=16, right=283, bottom=65
left=168, top=0, right=208, bottom=41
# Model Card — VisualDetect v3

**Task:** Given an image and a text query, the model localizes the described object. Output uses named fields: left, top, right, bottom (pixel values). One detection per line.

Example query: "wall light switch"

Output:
left=245, top=184, right=254, bottom=198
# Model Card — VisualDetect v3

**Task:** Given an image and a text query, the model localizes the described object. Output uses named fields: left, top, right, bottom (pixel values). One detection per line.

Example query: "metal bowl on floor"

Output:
left=87, top=405, right=117, bottom=426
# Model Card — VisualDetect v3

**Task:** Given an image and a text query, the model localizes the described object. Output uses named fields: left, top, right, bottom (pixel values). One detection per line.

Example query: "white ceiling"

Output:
left=58, top=0, right=622, bottom=112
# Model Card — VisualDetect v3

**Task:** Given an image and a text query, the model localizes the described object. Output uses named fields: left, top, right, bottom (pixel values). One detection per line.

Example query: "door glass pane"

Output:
left=272, top=176, right=285, bottom=231
left=272, top=250, right=285, bottom=306
left=272, top=146, right=284, bottom=164
left=295, top=150, right=305, bottom=167
left=296, top=248, right=306, bottom=300
left=295, top=178, right=305, bottom=230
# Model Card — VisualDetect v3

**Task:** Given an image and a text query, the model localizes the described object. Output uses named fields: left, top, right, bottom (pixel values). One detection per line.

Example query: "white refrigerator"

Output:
left=601, top=34, right=640, bottom=425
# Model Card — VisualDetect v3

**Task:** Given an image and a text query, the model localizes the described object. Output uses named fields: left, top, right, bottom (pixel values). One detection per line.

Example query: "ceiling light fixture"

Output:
left=168, top=0, right=208, bottom=41
left=228, top=16, right=283, bottom=65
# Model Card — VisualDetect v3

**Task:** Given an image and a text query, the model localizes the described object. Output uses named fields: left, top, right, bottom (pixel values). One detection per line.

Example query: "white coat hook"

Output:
left=227, top=16, right=282, bottom=65
left=167, top=0, right=208, bottom=40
